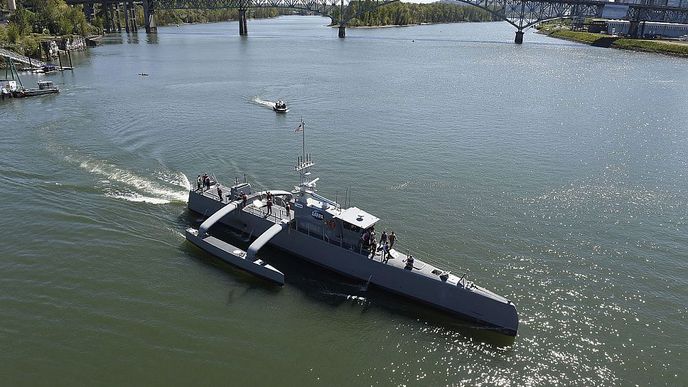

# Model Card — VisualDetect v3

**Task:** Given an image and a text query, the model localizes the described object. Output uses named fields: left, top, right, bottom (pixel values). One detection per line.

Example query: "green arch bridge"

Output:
left=63, top=0, right=688, bottom=43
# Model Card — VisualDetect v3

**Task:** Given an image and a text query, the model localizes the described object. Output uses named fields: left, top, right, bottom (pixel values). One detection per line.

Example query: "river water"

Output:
left=1, top=16, right=686, bottom=386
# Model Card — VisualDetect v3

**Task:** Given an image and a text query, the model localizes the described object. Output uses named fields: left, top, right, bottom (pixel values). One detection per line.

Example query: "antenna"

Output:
left=301, top=117, right=305, bottom=163
left=294, top=118, right=314, bottom=186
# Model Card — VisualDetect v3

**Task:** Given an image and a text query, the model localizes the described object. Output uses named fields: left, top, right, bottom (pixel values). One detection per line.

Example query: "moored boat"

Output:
left=14, top=80, right=59, bottom=98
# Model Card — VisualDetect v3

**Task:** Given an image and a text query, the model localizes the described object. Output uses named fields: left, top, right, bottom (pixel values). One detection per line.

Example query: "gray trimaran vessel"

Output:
left=186, top=120, right=519, bottom=336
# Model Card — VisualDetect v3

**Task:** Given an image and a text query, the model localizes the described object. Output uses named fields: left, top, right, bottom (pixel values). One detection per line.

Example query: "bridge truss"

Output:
left=452, top=0, right=688, bottom=42
left=66, top=0, right=688, bottom=43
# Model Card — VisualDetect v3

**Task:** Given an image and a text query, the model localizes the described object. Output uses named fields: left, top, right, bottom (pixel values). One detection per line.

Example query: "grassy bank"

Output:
left=542, top=28, right=688, bottom=58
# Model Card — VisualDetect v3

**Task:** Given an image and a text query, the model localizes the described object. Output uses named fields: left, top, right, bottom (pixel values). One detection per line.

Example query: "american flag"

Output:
left=294, top=120, right=304, bottom=132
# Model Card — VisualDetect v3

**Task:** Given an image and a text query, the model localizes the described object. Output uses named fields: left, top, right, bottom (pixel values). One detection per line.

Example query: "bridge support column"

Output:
left=239, top=9, right=248, bottom=36
left=110, top=4, right=116, bottom=32
left=130, top=3, right=138, bottom=32
left=104, top=3, right=112, bottom=33
left=514, top=30, right=524, bottom=44
left=83, top=3, right=94, bottom=22
left=143, top=0, right=157, bottom=33
left=124, top=1, right=130, bottom=33
left=628, top=21, right=639, bottom=38
left=338, top=25, right=346, bottom=38
left=116, top=4, right=122, bottom=32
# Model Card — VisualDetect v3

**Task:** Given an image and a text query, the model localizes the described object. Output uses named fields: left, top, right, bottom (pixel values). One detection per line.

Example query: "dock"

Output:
left=0, top=47, right=47, bottom=69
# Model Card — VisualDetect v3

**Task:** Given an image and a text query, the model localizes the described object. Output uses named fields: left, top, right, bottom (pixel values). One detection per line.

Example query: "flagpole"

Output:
left=302, top=117, right=305, bottom=163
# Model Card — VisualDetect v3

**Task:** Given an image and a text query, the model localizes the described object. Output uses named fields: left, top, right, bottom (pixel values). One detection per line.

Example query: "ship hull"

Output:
left=188, top=191, right=518, bottom=336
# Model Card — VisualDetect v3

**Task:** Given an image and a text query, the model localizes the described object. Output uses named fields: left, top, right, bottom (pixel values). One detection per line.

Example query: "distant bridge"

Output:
left=63, top=0, right=688, bottom=43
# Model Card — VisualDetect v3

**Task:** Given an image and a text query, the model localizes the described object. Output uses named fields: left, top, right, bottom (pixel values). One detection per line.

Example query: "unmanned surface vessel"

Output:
left=185, top=123, right=519, bottom=336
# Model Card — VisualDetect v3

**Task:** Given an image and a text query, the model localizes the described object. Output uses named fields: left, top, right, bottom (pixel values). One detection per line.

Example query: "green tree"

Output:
left=6, top=23, right=20, bottom=43
left=9, top=8, right=34, bottom=35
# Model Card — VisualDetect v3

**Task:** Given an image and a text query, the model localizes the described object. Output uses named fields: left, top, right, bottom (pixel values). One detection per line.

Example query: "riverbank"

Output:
left=540, top=28, right=688, bottom=57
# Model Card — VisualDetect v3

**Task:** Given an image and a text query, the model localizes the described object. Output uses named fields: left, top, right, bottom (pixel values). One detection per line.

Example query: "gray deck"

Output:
left=196, top=183, right=468, bottom=289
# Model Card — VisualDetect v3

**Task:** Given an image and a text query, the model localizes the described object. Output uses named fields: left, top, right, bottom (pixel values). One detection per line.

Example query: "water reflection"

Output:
left=146, top=33, right=159, bottom=44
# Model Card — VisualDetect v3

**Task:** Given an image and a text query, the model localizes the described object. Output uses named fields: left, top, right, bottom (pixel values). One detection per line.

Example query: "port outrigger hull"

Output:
left=186, top=228, right=285, bottom=286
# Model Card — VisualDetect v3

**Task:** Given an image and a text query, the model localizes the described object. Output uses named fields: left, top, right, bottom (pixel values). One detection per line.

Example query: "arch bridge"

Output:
left=63, top=0, right=688, bottom=43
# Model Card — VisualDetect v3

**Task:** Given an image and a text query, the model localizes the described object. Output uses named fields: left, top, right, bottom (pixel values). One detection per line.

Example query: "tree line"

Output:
left=334, top=2, right=495, bottom=27
left=1, top=0, right=496, bottom=58
left=1, top=0, right=92, bottom=57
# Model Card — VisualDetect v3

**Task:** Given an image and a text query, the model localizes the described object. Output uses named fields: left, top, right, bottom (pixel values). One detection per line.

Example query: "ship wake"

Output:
left=251, top=96, right=276, bottom=109
left=64, top=154, right=190, bottom=204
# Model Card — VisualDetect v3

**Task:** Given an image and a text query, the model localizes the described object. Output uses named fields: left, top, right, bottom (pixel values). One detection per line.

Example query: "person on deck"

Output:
left=405, top=255, right=414, bottom=270
left=266, top=197, right=273, bottom=216
left=202, top=173, right=209, bottom=191
left=389, top=231, right=397, bottom=249
left=196, top=175, right=202, bottom=191
left=382, top=242, right=390, bottom=262
left=217, top=186, right=223, bottom=202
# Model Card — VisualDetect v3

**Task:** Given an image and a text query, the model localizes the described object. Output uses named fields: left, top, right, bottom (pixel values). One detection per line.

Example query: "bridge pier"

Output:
left=83, top=3, right=94, bottom=22
left=514, top=30, right=524, bottom=44
left=124, top=1, right=130, bottom=33
left=629, top=21, right=640, bottom=38
left=239, top=9, right=248, bottom=36
left=338, top=25, right=346, bottom=38
left=116, top=4, right=122, bottom=32
left=130, top=3, right=138, bottom=32
left=104, top=3, right=111, bottom=33
left=143, top=0, right=157, bottom=33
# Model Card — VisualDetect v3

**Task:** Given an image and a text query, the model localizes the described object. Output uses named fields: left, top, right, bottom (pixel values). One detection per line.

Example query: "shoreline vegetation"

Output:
left=537, top=22, right=688, bottom=58
left=331, top=3, right=494, bottom=27
left=1, top=0, right=493, bottom=61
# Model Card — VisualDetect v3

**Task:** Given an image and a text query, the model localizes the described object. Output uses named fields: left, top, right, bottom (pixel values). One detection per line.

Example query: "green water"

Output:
left=1, top=16, right=686, bottom=386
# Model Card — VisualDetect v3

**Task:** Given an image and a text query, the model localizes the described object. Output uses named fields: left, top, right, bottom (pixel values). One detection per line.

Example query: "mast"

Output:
left=302, top=117, right=305, bottom=164
left=294, top=118, right=315, bottom=187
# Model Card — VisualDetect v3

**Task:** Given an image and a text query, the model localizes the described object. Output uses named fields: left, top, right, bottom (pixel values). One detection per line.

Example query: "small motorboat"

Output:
left=273, top=100, right=288, bottom=113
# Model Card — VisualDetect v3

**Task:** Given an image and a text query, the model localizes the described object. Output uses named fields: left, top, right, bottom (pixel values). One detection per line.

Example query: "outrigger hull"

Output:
left=186, top=227, right=285, bottom=286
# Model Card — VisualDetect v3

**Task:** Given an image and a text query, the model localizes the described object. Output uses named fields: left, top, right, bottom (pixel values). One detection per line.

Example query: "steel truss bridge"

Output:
left=65, top=0, right=688, bottom=43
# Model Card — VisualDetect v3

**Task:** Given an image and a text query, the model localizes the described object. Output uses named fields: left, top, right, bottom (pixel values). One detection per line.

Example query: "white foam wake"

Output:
left=252, top=96, right=276, bottom=109
left=64, top=154, right=190, bottom=204
left=105, top=193, right=172, bottom=204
